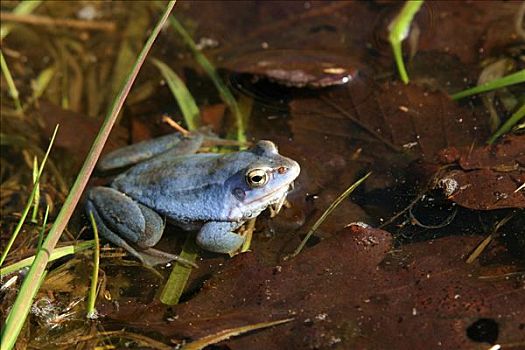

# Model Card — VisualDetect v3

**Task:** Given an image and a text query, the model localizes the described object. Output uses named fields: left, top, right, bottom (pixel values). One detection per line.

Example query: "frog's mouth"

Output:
left=246, top=182, right=294, bottom=212
left=228, top=182, right=295, bottom=221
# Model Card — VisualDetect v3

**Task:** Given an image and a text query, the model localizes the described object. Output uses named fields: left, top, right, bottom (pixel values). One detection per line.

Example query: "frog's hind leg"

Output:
left=86, top=200, right=148, bottom=264
left=86, top=187, right=194, bottom=266
left=197, top=221, right=245, bottom=254
left=98, top=132, right=204, bottom=171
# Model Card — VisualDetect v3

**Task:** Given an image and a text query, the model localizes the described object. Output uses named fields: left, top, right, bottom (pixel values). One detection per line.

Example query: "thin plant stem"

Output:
left=388, top=0, right=424, bottom=84
left=36, top=205, right=50, bottom=251
left=0, top=3, right=176, bottom=348
left=0, top=241, right=95, bottom=277
left=0, top=50, right=23, bottom=114
left=0, top=125, right=59, bottom=267
left=86, top=213, right=100, bottom=319
left=292, top=172, right=372, bottom=257
left=31, top=157, right=40, bottom=223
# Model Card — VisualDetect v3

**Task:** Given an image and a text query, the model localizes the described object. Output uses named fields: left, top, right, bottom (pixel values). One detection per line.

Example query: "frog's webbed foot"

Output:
left=98, top=132, right=204, bottom=171
left=87, top=186, right=193, bottom=267
left=196, top=221, right=245, bottom=254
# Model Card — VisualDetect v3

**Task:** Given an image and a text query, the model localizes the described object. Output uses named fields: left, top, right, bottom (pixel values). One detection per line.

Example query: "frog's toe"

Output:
left=197, top=221, right=244, bottom=254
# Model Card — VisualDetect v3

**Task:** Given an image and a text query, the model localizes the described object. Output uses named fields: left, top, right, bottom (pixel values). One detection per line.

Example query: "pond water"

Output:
left=1, top=1, right=524, bottom=349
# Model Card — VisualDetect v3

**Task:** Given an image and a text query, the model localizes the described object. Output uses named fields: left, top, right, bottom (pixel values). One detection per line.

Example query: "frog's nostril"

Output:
left=277, top=166, right=287, bottom=174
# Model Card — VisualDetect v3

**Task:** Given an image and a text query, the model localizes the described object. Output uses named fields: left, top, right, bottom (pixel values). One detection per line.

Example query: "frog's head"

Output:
left=226, top=141, right=300, bottom=220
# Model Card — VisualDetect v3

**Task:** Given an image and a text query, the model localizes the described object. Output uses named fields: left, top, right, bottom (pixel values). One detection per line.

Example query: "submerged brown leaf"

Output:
left=98, top=225, right=524, bottom=349
left=437, top=134, right=525, bottom=210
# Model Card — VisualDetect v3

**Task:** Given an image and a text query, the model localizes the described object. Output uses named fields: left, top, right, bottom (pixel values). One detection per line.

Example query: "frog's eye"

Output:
left=246, top=168, right=269, bottom=188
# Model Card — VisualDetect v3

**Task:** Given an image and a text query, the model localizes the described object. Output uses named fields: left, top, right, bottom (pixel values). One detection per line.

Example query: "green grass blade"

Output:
left=37, top=205, right=50, bottom=251
left=0, top=0, right=42, bottom=40
left=0, top=50, right=23, bottom=114
left=31, top=65, right=56, bottom=101
left=160, top=234, right=198, bottom=305
left=0, top=2, right=176, bottom=348
left=31, top=157, right=40, bottom=223
left=488, top=103, right=525, bottom=144
left=86, top=213, right=100, bottom=319
left=167, top=16, right=246, bottom=143
left=388, top=0, right=424, bottom=84
left=0, top=125, right=59, bottom=267
left=451, top=69, right=525, bottom=100
left=0, top=240, right=95, bottom=277
left=292, top=172, right=372, bottom=257
left=151, top=58, right=200, bottom=131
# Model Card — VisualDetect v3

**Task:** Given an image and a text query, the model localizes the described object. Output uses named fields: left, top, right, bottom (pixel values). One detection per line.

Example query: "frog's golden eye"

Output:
left=246, top=168, right=269, bottom=188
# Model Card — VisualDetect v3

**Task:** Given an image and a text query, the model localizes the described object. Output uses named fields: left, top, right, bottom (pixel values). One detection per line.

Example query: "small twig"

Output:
left=182, top=318, right=294, bottom=350
left=0, top=12, right=116, bottom=32
left=162, top=114, right=190, bottom=136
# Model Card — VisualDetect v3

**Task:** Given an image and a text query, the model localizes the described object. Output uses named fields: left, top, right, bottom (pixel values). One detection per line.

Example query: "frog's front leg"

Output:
left=86, top=186, right=192, bottom=266
left=196, top=221, right=245, bottom=254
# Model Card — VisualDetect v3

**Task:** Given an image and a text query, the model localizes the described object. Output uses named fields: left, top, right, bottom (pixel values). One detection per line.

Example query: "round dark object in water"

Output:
left=466, top=318, right=499, bottom=344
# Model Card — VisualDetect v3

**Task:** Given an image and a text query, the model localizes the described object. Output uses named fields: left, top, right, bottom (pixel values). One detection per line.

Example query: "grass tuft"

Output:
left=0, top=2, right=176, bottom=348
left=0, top=125, right=59, bottom=267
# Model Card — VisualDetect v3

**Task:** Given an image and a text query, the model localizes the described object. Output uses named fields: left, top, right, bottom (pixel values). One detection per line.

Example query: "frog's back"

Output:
left=111, top=152, right=249, bottom=223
